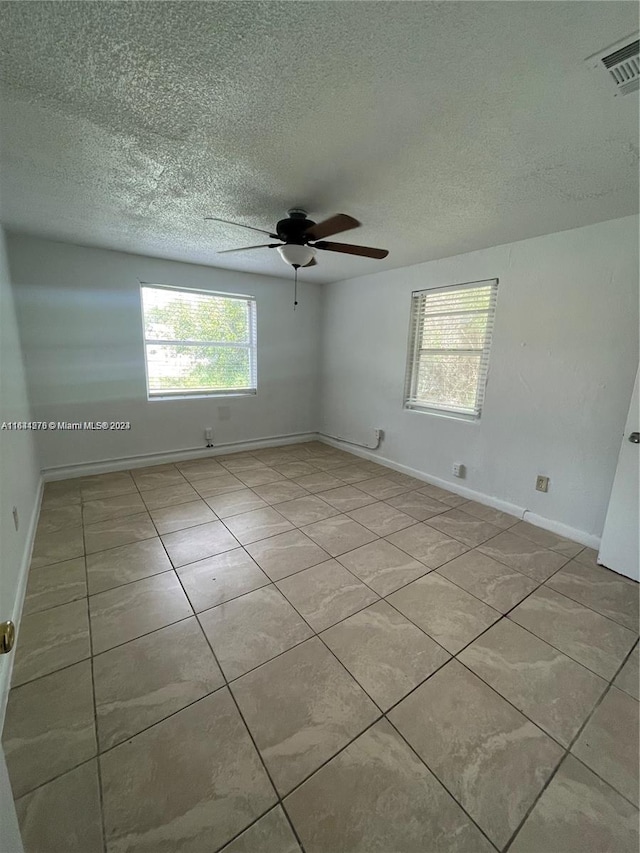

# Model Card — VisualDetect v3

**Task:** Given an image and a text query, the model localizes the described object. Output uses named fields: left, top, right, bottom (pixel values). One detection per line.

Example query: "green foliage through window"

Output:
left=141, top=285, right=257, bottom=396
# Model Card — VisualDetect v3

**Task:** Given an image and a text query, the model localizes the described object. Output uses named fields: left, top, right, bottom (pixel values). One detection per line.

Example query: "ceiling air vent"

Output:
left=586, top=34, right=639, bottom=96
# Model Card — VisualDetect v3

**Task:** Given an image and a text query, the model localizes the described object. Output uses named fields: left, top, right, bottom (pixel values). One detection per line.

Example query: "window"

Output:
left=141, top=284, right=257, bottom=399
left=404, top=279, right=497, bottom=419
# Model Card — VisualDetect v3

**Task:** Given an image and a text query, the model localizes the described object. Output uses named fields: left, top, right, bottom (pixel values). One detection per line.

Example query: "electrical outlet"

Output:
left=452, top=463, right=465, bottom=478
left=536, top=475, right=549, bottom=493
left=374, top=428, right=384, bottom=443
left=12, top=506, right=19, bottom=531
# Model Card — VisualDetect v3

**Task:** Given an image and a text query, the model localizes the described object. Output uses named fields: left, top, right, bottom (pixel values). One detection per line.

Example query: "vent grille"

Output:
left=587, top=35, right=639, bottom=96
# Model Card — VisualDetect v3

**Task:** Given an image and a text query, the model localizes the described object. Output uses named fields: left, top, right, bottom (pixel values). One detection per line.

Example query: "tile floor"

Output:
left=3, top=441, right=639, bottom=853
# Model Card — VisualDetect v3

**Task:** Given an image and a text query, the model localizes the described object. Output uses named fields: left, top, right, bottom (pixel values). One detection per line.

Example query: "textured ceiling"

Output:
left=0, top=1, right=638, bottom=283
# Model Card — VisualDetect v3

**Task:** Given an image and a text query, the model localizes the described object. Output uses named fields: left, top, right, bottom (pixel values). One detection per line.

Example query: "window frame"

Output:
left=140, top=283, right=258, bottom=401
left=403, top=278, right=498, bottom=421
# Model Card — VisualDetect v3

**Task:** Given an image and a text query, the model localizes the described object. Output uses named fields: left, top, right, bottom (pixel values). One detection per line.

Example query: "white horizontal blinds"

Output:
left=405, top=280, right=498, bottom=418
left=141, top=285, right=257, bottom=396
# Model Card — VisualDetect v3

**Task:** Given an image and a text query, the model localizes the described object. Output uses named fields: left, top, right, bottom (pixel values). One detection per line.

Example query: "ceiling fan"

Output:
left=205, top=208, right=389, bottom=269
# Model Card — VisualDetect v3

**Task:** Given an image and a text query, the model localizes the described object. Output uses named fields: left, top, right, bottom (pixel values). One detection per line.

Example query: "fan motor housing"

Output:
left=276, top=209, right=315, bottom=244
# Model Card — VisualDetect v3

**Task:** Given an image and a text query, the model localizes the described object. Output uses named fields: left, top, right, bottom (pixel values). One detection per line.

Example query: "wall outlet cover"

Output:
left=536, top=475, right=550, bottom=492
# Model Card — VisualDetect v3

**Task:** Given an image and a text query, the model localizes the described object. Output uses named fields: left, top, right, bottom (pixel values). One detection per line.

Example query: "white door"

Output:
left=598, top=368, right=639, bottom=581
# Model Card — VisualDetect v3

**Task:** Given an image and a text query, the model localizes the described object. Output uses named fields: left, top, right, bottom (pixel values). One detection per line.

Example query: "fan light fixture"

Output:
left=277, top=244, right=316, bottom=268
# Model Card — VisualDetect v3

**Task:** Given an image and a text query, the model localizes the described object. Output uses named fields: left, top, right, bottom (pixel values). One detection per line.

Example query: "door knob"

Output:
left=629, top=432, right=640, bottom=444
left=0, top=621, right=15, bottom=654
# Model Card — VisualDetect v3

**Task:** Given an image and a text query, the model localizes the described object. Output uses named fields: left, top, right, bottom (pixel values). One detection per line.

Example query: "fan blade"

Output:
left=205, top=217, right=278, bottom=238
left=304, top=213, right=360, bottom=241
left=312, top=240, right=388, bottom=260
left=217, top=243, right=281, bottom=254
left=303, top=257, right=317, bottom=267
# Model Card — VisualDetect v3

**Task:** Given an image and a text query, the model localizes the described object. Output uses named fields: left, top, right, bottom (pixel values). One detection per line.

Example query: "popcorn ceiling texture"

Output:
left=0, top=1, right=637, bottom=283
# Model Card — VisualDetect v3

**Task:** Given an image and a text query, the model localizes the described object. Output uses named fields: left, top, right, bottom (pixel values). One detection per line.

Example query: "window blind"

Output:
left=141, top=284, right=257, bottom=398
left=404, top=279, right=498, bottom=418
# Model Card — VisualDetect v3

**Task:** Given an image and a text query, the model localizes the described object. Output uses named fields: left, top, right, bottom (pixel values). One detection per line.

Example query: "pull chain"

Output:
left=293, top=266, right=298, bottom=310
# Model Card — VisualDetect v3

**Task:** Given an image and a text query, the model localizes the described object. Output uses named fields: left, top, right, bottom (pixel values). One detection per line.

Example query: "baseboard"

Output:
left=0, top=475, right=43, bottom=731
left=318, top=434, right=600, bottom=550
left=42, top=432, right=319, bottom=481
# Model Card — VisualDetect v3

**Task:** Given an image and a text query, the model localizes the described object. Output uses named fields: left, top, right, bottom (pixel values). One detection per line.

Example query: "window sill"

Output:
left=148, top=390, right=257, bottom=402
left=404, top=404, right=480, bottom=423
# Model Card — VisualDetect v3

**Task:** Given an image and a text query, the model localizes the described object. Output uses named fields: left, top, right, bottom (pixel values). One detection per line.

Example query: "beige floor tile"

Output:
left=285, top=719, right=494, bottom=853
left=199, top=586, right=313, bottom=680
left=386, top=522, right=468, bottom=568
left=478, top=530, right=569, bottom=581
left=82, top=491, right=147, bottom=525
left=572, top=687, right=639, bottom=805
left=274, top=495, right=339, bottom=526
left=86, top=536, right=172, bottom=594
left=330, top=464, right=380, bottom=484
left=15, top=760, right=104, bottom=853
left=175, top=458, right=226, bottom=481
left=509, top=520, right=583, bottom=557
left=546, top=559, right=639, bottom=631
left=79, top=471, right=137, bottom=501
left=318, top=485, right=377, bottom=512
left=301, top=515, right=377, bottom=557
left=388, top=572, right=501, bottom=654
left=347, top=501, right=416, bottom=536
left=161, top=519, right=239, bottom=567
left=337, top=539, right=429, bottom=595
left=386, top=472, right=428, bottom=489
left=244, top=529, right=329, bottom=581
left=220, top=456, right=267, bottom=473
left=426, top=508, right=502, bottom=547
left=177, top=548, right=269, bottom=611
left=131, top=467, right=186, bottom=491
left=89, top=572, right=192, bottom=654
left=42, top=478, right=81, bottom=505
left=457, top=500, right=520, bottom=529
left=3, top=660, right=96, bottom=798
left=459, top=619, right=607, bottom=747
left=416, top=483, right=468, bottom=506
left=356, top=476, right=411, bottom=499
left=509, top=755, right=639, bottom=853
left=615, top=645, right=639, bottom=700
left=205, top=488, right=268, bottom=518
left=509, top=586, right=637, bottom=679
left=139, top=480, right=200, bottom=510
left=574, top=546, right=601, bottom=568
left=150, top=498, right=216, bottom=534
left=292, top=472, right=343, bottom=493
left=389, top=660, right=563, bottom=848
left=192, top=472, right=246, bottom=498
left=12, top=599, right=90, bottom=686
left=84, top=511, right=156, bottom=554
left=37, top=503, right=83, bottom=534
left=277, top=560, right=378, bottom=631
left=236, top=467, right=287, bottom=487
left=322, top=600, right=450, bottom=710
left=94, top=617, right=223, bottom=751
left=438, top=549, right=539, bottom=613
left=223, top=507, right=293, bottom=544
left=271, top=461, right=319, bottom=479
left=252, top=480, right=310, bottom=505
left=232, top=638, right=379, bottom=795
left=100, top=689, right=276, bottom=853
left=23, top=557, right=86, bottom=614
left=385, top=490, right=449, bottom=521
left=31, top=526, right=84, bottom=569
left=219, top=806, right=301, bottom=853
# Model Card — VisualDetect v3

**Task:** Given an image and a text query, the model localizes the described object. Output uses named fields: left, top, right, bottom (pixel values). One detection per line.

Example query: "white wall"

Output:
left=320, top=216, right=639, bottom=540
left=8, top=235, right=323, bottom=472
left=0, top=226, right=41, bottom=727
